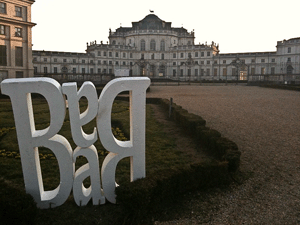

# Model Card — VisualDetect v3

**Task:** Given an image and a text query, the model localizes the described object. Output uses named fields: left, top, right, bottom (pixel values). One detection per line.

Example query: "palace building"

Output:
left=0, top=0, right=35, bottom=81
left=32, top=14, right=300, bottom=84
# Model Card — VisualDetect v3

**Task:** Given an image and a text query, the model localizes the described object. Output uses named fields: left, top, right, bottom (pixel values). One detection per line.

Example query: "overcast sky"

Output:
left=32, top=0, right=299, bottom=54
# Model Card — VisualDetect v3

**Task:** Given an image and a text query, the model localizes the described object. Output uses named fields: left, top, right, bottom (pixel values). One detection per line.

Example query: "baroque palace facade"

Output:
left=32, top=14, right=300, bottom=83
left=0, top=0, right=35, bottom=80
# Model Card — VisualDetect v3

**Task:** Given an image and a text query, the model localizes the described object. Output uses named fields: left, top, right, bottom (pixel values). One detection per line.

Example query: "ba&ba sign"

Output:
left=1, top=77, right=150, bottom=209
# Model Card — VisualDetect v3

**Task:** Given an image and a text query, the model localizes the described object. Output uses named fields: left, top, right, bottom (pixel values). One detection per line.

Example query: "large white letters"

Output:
left=0, top=77, right=150, bottom=208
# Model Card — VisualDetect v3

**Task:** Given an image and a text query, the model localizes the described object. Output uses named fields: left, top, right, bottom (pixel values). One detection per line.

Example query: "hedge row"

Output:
left=260, top=84, right=300, bottom=92
left=116, top=160, right=230, bottom=223
left=158, top=98, right=241, bottom=172
left=0, top=181, right=37, bottom=224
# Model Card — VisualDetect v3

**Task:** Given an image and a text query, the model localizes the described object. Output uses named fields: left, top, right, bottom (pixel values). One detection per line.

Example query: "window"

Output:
left=82, top=68, right=85, bottom=74
left=115, top=52, right=119, bottom=57
left=251, top=59, right=255, bottom=63
left=200, top=69, right=204, bottom=76
left=180, top=53, right=184, bottom=58
left=0, top=25, right=5, bottom=35
left=34, top=67, right=37, bottom=74
left=160, top=40, right=165, bottom=51
left=82, top=59, right=85, bottom=63
left=0, top=45, right=7, bottom=66
left=180, top=69, right=183, bottom=77
left=109, top=69, right=112, bottom=74
left=173, top=53, right=176, bottom=58
left=261, top=67, right=265, bottom=75
left=90, top=60, right=93, bottom=64
left=90, top=68, right=93, bottom=74
left=103, top=61, right=107, bottom=64
left=109, top=52, right=112, bottom=57
left=98, top=51, right=101, bottom=56
left=0, top=3, right=6, bottom=14
left=15, top=27, right=22, bottom=37
left=201, top=52, right=204, bottom=57
left=150, top=40, right=156, bottom=51
left=223, top=60, right=226, bottom=64
left=271, top=58, right=275, bottom=63
left=73, top=68, right=76, bottom=74
left=103, top=69, right=107, bottom=74
left=98, top=60, right=101, bottom=64
left=123, top=53, right=126, bottom=58
left=54, top=58, right=57, bottom=62
left=206, top=68, right=210, bottom=76
left=161, top=53, right=164, bottom=60
left=103, top=51, right=107, bottom=56
left=201, top=61, right=204, bottom=65
left=195, top=52, right=199, bottom=57
left=141, top=40, right=145, bottom=51
left=141, top=54, right=144, bottom=59
left=123, top=61, right=126, bottom=65
left=214, top=68, right=218, bottom=76
left=151, top=54, right=154, bottom=60
left=73, top=59, right=76, bottom=63
left=195, top=69, right=198, bottom=76
left=173, top=69, right=176, bottom=77
left=223, top=68, right=227, bottom=76
left=15, top=6, right=22, bottom=17
left=63, top=59, right=67, bottom=63
left=33, top=57, right=37, bottom=62
left=98, top=68, right=101, bottom=74
left=116, top=61, right=119, bottom=65
left=173, top=62, right=176, bottom=66
left=15, top=47, right=23, bottom=67
left=109, top=61, right=112, bottom=65
left=271, top=67, right=275, bottom=74
left=207, top=61, right=210, bottom=65
left=44, top=58, right=47, bottom=62
left=251, top=68, right=255, bottom=75
left=287, top=57, right=291, bottom=62
left=16, top=71, right=23, bottom=78
left=54, top=67, right=58, bottom=73
left=188, top=69, right=191, bottom=76
left=188, top=53, right=192, bottom=58
left=207, top=52, right=211, bottom=57
left=288, top=47, right=291, bottom=53
left=130, top=53, right=133, bottom=58
left=44, top=67, right=48, bottom=74
left=214, top=60, right=217, bottom=64
left=261, top=59, right=265, bottom=63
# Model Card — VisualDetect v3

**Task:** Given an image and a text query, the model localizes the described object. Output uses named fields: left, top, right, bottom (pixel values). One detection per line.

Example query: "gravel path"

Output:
left=147, top=85, right=300, bottom=224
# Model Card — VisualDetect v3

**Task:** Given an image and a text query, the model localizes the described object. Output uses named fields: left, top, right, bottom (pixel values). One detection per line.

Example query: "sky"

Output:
left=32, top=0, right=299, bottom=54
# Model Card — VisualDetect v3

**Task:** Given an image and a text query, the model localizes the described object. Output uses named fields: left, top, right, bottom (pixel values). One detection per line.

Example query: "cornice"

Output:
left=0, top=16, right=36, bottom=26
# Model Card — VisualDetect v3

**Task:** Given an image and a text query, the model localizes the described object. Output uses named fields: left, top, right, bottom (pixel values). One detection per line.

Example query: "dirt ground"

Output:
left=147, top=85, right=300, bottom=224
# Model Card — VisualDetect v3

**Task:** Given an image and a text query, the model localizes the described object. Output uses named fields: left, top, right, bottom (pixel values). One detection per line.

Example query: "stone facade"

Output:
left=33, top=14, right=300, bottom=83
left=0, top=0, right=35, bottom=81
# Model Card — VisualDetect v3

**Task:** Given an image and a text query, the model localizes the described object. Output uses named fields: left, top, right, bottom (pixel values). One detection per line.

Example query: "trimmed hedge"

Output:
left=0, top=181, right=37, bottom=224
left=116, top=160, right=230, bottom=223
left=156, top=98, right=241, bottom=172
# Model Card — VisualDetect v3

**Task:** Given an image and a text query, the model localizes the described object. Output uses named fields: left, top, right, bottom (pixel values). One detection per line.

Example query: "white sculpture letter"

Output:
left=73, top=145, right=105, bottom=206
left=97, top=77, right=150, bottom=203
left=1, top=78, right=73, bottom=209
left=62, top=82, right=98, bottom=147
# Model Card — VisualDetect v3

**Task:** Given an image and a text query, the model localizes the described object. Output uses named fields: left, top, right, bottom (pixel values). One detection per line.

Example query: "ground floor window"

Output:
left=16, top=71, right=23, bottom=78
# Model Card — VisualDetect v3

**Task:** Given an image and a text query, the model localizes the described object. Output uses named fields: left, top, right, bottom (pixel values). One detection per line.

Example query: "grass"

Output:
left=0, top=94, right=198, bottom=224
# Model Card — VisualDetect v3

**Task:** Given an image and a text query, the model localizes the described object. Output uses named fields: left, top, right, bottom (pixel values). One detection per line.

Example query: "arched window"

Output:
left=150, top=39, right=156, bottom=51
left=112, top=40, right=116, bottom=45
left=140, top=40, right=145, bottom=51
left=160, top=40, right=165, bottom=51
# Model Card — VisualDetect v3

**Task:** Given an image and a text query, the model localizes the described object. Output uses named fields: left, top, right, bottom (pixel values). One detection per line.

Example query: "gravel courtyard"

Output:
left=147, top=85, right=300, bottom=224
